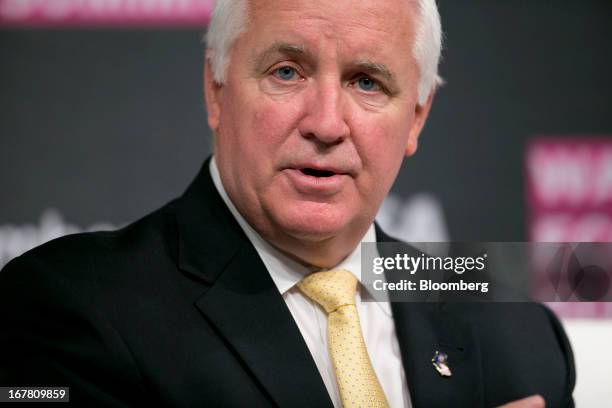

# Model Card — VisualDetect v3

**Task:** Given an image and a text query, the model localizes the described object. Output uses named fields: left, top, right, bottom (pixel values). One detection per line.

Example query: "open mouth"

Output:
left=300, top=168, right=337, bottom=178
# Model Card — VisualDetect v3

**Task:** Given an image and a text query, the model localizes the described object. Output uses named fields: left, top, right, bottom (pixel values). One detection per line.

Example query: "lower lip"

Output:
left=284, top=169, right=348, bottom=195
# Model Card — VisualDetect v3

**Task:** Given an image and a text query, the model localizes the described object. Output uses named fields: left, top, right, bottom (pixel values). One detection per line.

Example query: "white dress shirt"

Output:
left=210, top=157, right=411, bottom=408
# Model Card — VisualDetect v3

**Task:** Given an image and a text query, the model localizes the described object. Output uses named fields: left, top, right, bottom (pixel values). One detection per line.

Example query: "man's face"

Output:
left=206, top=0, right=432, bottom=264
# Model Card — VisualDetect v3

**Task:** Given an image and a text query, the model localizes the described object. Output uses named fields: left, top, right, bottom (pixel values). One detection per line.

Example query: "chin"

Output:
left=270, top=200, right=352, bottom=242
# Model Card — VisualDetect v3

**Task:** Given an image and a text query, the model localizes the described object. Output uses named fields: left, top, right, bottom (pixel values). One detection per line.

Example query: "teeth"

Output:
left=301, top=168, right=335, bottom=177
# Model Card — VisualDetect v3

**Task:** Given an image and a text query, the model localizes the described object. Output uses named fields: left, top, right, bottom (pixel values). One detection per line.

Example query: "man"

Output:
left=0, top=0, right=574, bottom=407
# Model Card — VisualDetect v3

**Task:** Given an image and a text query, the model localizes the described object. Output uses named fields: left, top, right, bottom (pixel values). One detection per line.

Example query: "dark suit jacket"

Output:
left=0, top=159, right=575, bottom=407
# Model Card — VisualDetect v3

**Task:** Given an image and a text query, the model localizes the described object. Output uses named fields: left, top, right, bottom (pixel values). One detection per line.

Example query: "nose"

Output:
left=298, top=78, right=350, bottom=146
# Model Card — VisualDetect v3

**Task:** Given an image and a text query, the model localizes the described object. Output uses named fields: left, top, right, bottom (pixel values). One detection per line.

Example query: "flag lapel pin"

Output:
left=432, top=350, right=452, bottom=377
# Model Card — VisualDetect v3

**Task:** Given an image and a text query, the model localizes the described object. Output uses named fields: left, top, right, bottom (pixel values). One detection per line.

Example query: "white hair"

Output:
left=206, top=0, right=443, bottom=105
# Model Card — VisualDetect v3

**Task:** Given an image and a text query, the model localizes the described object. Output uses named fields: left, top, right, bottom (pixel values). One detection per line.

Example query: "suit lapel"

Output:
left=390, top=302, right=484, bottom=407
left=175, top=159, right=332, bottom=408
left=175, top=160, right=483, bottom=407
left=376, top=226, right=484, bottom=408
left=195, top=243, right=332, bottom=407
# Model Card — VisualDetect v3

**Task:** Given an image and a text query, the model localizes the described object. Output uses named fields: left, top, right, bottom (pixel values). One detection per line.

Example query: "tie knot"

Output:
left=297, top=269, right=358, bottom=313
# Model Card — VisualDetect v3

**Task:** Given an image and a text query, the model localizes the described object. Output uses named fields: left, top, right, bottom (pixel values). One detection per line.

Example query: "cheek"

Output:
left=218, top=88, right=307, bottom=184
left=244, top=96, right=305, bottom=157
left=356, top=115, right=413, bottom=179
left=219, top=95, right=276, bottom=159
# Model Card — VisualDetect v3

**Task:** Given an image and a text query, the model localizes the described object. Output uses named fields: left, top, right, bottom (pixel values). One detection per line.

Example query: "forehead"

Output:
left=244, top=0, right=417, bottom=63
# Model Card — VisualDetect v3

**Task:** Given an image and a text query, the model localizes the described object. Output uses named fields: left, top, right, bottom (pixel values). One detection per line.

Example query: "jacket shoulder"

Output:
left=0, top=204, right=180, bottom=406
left=1, top=199, right=180, bottom=286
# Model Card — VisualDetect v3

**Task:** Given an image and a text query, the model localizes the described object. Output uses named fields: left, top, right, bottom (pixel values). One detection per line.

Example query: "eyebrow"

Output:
left=353, top=60, right=395, bottom=83
left=253, top=42, right=312, bottom=67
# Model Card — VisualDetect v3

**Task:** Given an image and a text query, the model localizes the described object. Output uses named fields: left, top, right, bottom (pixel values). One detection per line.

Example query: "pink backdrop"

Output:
left=526, top=137, right=612, bottom=317
left=0, top=0, right=213, bottom=27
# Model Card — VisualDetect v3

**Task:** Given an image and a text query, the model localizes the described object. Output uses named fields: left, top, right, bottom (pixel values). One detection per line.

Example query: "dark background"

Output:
left=1, top=0, right=611, bottom=243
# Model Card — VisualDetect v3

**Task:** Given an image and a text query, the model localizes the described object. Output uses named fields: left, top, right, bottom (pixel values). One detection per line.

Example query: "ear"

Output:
left=405, top=90, right=435, bottom=157
left=203, top=54, right=223, bottom=132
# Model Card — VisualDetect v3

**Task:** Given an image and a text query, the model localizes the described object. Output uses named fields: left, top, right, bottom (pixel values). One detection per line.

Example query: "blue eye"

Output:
left=274, top=66, right=297, bottom=81
left=357, top=77, right=379, bottom=92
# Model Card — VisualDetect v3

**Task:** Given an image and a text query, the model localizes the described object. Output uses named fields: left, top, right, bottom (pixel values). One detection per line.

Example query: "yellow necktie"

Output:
left=298, top=269, right=389, bottom=408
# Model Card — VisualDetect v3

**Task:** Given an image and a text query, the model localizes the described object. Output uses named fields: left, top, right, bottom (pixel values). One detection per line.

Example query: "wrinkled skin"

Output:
left=205, top=0, right=434, bottom=268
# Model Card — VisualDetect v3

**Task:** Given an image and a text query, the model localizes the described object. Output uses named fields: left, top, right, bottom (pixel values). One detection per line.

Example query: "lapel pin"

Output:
left=432, top=350, right=452, bottom=377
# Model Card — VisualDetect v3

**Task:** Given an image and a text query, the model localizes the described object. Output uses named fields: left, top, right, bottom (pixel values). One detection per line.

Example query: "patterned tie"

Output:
left=298, top=269, right=389, bottom=408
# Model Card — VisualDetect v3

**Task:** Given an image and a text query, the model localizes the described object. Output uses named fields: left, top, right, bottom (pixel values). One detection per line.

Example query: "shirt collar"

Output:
left=210, top=156, right=391, bottom=316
